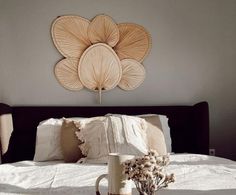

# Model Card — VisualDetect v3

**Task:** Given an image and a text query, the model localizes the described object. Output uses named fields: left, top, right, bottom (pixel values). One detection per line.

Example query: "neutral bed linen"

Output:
left=0, top=154, right=235, bottom=195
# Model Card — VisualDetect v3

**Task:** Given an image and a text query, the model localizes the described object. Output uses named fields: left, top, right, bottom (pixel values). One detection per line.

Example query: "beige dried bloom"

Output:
left=122, top=150, right=175, bottom=195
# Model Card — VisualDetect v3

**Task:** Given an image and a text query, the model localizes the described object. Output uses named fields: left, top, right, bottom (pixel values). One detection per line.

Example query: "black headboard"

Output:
left=0, top=102, right=209, bottom=163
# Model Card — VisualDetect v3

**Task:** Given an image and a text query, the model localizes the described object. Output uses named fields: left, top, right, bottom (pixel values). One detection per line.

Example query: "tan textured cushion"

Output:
left=146, top=122, right=167, bottom=155
left=60, top=119, right=83, bottom=163
left=140, top=115, right=163, bottom=131
left=140, top=115, right=167, bottom=155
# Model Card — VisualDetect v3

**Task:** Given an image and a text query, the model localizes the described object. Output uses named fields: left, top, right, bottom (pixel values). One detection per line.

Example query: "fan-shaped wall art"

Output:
left=51, top=14, right=152, bottom=103
left=79, top=43, right=122, bottom=104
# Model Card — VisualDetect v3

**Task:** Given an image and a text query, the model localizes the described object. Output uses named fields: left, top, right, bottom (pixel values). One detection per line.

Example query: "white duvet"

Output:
left=0, top=154, right=235, bottom=195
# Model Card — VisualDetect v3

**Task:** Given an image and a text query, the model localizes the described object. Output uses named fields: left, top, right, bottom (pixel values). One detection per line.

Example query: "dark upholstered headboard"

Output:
left=0, top=102, right=209, bottom=163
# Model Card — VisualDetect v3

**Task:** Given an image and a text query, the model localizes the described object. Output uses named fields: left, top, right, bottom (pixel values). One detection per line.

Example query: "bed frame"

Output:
left=0, top=102, right=209, bottom=163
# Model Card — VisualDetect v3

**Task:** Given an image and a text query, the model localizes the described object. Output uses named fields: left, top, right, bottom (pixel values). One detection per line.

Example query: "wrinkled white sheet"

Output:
left=0, top=154, right=235, bottom=195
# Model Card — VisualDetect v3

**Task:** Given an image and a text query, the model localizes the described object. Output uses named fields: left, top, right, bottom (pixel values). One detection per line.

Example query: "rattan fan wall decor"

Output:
left=54, top=58, right=83, bottom=91
left=79, top=43, right=122, bottom=104
left=118, top=59, right=146, bottom=90
left=51, top=15, right=91, bottom=58
left=114, top=23, right=152, bottom=62
left=51, top=14, right=152, bottom=103
left=88, top=15, right=119, bottom=47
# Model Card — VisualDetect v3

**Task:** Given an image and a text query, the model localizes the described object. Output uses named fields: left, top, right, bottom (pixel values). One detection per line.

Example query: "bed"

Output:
left=0, top=101, right=235, bottom=195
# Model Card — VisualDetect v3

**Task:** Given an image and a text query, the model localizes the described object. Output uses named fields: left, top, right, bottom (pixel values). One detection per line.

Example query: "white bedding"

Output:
left=0, top=154, right=235, bottom=195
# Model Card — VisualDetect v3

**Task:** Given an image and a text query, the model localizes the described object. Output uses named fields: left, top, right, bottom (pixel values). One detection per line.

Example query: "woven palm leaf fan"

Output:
left=78, top=43, right=122, bottom=104
left=54, top=58, right=83, bottom=91
left=88, top=14, right=119, bottom=47
left=114, top=23, right=152, bottom=62
left=118, top=59, right=146, bottom=90
left=51, top=15, right=91, bottom=58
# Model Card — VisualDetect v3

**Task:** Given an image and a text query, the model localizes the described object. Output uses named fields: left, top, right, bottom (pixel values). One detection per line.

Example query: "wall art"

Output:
left=51, top=14, right=151, bottom=103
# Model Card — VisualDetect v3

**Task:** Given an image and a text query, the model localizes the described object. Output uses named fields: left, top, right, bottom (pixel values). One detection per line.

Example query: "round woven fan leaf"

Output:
left=118, top=59, right=146, bottom=90
left=88, top=14, right=119, bottom=47
left=78, top=43, right=122, bottom=92
left=54, top=58, right=83, bottom=91
left=114, top=23, right=152, bottom=62
left=51, top=15, right=91, bottom=58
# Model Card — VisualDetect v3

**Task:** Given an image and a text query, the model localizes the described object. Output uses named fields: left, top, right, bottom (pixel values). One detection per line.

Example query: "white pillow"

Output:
left=75, top=115, right=148, bottom=163
left=34, top=118, right=63, bottom=161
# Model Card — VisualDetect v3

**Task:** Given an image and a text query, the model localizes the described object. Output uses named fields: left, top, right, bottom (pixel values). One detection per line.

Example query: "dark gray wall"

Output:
left=0, top=0, right=236, bottom=160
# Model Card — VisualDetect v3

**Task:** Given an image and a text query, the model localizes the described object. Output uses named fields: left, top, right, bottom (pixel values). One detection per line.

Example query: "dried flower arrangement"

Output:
left=123, top=150, right=175, bottom=195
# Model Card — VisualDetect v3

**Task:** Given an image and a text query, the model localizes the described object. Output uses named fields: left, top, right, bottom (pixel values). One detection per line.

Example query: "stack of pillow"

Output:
left=34, top=114, right=171, bottom=163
